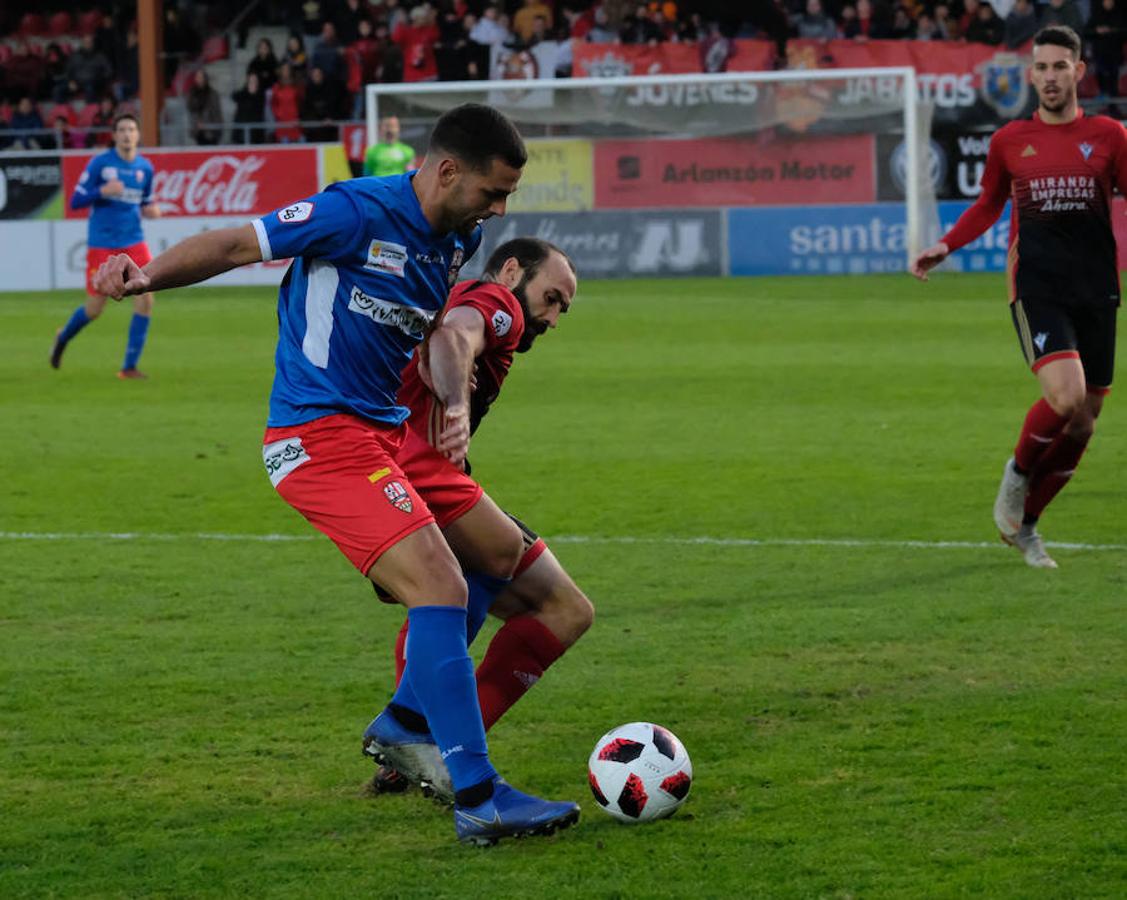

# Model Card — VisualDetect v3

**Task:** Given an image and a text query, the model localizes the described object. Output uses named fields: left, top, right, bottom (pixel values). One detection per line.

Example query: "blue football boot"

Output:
left=361, top=709, right=453, bottom=803
left=455, top=778, right=581, bottom=846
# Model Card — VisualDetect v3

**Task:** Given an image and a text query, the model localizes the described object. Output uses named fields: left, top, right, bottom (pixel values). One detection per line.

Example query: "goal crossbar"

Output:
left=365, top=67, right=924, bottom=261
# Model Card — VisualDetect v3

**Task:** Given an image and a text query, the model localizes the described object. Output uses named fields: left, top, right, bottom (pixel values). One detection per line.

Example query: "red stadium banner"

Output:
left=594, top=135, right=876, bottom=208
left=574, top=39, right=1034, bottom=123
left=62, top=146, right=320, bottom=218
left=572, top=38, right=774, bottom=77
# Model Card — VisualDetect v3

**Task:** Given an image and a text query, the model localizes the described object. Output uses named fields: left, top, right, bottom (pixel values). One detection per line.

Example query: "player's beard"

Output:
left=513, top=276, right=547, bottom=353
left=1038, top=85, right=1071, bottom=114
left=457, top=215, right=484, bottom=238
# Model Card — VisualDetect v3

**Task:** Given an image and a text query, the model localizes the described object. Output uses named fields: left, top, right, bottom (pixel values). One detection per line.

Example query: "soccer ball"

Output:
left=587, top=722, right=692, bottom=823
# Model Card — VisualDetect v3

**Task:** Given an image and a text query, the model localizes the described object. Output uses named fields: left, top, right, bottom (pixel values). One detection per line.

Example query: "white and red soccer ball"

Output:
left=588, top=722, right=692, bottom=823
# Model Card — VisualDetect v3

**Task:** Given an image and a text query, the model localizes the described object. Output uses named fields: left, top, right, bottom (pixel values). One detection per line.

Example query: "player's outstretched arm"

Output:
left=914, top=130, right=1011, bottom=282
left=909, top=241, right=950, bottom=281
left=428, top=306, right=488, bottom=466
left=93, top=225, right=263, bottom=299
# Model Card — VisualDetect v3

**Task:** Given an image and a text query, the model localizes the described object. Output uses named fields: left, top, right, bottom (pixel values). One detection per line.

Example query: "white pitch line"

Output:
left=0, top=531, right=1122, bottom=552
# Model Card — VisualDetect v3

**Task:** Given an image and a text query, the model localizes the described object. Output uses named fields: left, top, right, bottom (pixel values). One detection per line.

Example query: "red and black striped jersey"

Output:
left=398, top=279, right=525, bottom=445
left=942, top=110, right=1127, bottom=306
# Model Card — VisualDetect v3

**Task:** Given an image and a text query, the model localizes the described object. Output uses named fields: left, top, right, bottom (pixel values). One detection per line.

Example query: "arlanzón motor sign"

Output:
left=595, top=135, right=875, bottom=208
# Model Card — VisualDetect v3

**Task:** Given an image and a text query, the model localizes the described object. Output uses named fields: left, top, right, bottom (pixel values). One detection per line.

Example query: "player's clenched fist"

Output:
left=93, top=253, right=151, bottom=299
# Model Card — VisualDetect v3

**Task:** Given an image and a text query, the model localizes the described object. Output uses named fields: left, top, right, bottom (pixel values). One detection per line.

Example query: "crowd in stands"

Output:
left=2, top=0, right=1127, bottom=149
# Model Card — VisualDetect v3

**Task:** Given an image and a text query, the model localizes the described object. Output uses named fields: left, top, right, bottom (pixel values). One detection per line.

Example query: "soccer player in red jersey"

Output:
left=910, top=26, right=1126, bottom=568
left=364, top=237, right=592, bottom=798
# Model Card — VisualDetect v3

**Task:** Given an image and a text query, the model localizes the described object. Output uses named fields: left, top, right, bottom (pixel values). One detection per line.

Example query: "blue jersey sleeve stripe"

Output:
left=253, top=219, right=273, bottom=262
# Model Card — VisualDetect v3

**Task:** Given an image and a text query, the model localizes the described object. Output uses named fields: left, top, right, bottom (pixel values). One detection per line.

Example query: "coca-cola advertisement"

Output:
left=62, top=146, right=319, bottom=219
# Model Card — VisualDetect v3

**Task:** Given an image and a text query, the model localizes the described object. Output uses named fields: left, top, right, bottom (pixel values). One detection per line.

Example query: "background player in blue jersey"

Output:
left=91, top=104, right=580, bottom=846
left=51, top=113, right=160, bottom=379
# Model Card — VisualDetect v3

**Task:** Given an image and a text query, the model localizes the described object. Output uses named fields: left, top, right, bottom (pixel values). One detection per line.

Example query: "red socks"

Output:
left=393, top=618, right=409, bottom=684
left=1013, top=398, right=1069, bottom=472
left=1025, top=432, right=1090, bottom=520
left=391, top=613, right=565, bottom=733
left=476, top=615, right=565, bottom=732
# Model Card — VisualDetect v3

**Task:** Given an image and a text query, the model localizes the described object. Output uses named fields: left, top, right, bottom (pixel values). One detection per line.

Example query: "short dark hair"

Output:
left=483, top=237, right=575, bottom=281
left=112, top=112, right=139, bottom=130
left=1033, top=25, right=1081, bottom=59
left=429, top=103, right=527, bottom=171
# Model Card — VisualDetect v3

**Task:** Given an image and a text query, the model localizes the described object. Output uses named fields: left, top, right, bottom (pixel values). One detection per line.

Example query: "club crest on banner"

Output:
left=978, top=52, right=1029, bottom=118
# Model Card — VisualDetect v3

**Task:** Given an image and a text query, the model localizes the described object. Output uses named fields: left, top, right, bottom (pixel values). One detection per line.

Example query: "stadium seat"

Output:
left=19, top=13, right=47, bottom=37
left=48, top=12, right=74, bottom=38
left=49, top=102, right=77, bottom=125
left=170, top=64, right=197, bottom=97
left=77, top=10, right=102, bottom=37
left=200, top=34, right=230, bottom=63
left=1078, top=70, right=1099, bottom=99
left=76, top=102, right=101, bottom=127
left=0, top=44, right=12, bottom=66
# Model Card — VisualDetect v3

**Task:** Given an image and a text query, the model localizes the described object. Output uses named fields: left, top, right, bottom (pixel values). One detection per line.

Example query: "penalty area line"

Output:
left=0, top=531, right=1123, bottom=552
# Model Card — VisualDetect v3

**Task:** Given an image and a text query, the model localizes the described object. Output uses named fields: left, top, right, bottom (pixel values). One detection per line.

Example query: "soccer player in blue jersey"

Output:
left=51, top=113, right=161, bottom=379
left=91, top=104, right=580, bottom=846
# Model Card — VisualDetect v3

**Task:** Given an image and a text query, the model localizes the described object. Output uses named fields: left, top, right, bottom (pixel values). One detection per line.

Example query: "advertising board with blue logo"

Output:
left=727, top=201, right=1011, bottom=277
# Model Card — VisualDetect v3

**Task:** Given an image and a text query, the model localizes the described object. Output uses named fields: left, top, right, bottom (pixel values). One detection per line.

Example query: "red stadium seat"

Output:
left=19, top=13, right=47, bottom=37
left=200, top=34, right=229, bottom=63
left=48, top=11, right=74, bottom=37
left=76, top=102, right=101, bottom=127
left=170, top=64, right=196, bottom=97
left=48, top=103, right=77, bottom=125
left=0, top=45, right=12, bottom=66
left=1078, top=70, right=1099, bottom=99
left=77, top=10, right=102, bottom=37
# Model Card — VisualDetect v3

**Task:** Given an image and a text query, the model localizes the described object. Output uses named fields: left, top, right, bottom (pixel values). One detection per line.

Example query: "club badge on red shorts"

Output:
left=383, top=480, right=413, bottom=514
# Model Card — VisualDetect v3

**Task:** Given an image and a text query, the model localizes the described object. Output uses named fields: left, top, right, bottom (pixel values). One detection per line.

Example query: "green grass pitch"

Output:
left=1, top=275, right=1125, bottom=898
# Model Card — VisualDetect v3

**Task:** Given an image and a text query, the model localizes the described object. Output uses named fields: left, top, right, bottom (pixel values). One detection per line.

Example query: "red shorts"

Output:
left=86, top=241, right=152, bottom=297
left=262, top=414, right=435, bottom=574
left=397, top=424, right=484, bottom=529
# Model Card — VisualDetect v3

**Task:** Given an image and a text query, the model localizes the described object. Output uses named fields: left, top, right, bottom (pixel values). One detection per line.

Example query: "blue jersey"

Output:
left=255, top=174, right=481, bottom=428
left=70, top=148, right=155, bottom=249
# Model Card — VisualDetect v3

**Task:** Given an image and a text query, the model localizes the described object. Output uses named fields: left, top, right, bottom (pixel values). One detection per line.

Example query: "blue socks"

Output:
left=397, top=605, right=496, bottom=792
left=465, top=572, right=509, bottom=645
left=122, top=313, right=150, bottom=371
left=389, top=571, right=508, bottom=717
left=58, top=306, right=90, bottom=344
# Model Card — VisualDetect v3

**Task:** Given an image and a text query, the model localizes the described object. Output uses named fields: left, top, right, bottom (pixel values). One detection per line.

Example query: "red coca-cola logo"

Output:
left=62, top=147, right=319, bottom=219
left=152, top=154, right=265, bottom=215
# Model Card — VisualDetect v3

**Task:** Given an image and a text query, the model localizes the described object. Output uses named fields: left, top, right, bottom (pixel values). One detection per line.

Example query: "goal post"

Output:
left=366, top=68, right=935, bottom=270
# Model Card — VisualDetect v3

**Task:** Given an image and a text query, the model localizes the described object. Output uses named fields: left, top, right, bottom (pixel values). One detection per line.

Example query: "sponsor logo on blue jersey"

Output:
left=258, top=174, right=481, bottom=428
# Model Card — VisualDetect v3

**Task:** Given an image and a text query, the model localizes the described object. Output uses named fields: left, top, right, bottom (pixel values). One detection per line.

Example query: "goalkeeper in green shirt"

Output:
left=363, top=116, right=415, bottom=177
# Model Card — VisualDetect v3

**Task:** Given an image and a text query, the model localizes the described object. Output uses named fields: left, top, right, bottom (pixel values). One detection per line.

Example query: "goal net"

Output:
left=366, top=69, right=936, bottom=277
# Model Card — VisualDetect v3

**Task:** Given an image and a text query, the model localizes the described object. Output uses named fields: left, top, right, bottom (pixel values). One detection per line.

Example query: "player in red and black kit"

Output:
left=364, top=237, right=593, bottom=798
left=911, top=26, right=1126, bottom=568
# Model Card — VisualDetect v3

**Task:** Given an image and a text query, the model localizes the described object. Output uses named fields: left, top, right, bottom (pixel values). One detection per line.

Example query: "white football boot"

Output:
left=1001, top=526, right=1058, bottom=569
left=993, top=457, right=1029, bottom=539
